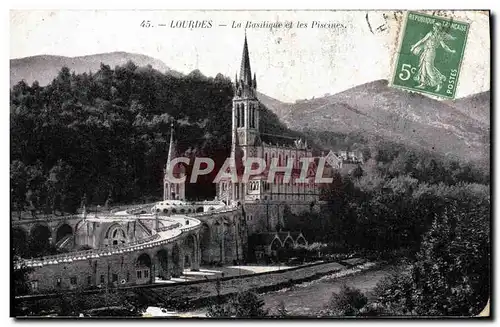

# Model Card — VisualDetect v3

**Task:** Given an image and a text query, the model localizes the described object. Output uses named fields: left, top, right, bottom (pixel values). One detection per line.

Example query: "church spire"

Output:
left=240, top=32, right=252, bottom=86
left=166, top=120, right=176, bottom=173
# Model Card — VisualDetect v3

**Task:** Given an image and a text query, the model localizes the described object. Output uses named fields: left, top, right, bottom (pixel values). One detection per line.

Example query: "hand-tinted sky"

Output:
left=10, top=10, right=490, bottom=102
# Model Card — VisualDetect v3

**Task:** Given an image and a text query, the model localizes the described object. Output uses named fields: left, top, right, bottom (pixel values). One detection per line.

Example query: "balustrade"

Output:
left=16, top=215, right=202, bottom=269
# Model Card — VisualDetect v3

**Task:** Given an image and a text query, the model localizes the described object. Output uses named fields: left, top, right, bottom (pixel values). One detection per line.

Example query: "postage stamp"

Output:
left=391, top=11, right=469, bottom=99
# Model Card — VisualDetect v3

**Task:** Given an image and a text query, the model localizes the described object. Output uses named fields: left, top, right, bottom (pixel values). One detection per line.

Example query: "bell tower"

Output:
left=233, top=32, right=260, bottom=151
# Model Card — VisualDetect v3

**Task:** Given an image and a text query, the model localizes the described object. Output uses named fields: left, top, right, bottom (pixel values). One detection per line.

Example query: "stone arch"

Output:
left=180, top=208, right=185, bottom=214
left=135, top=253, right=152, bottom=284
left=12, top=227, right=28, bottom=257
left=55, top=223, right=73, bottom=243
left=154, top=249, right=169, bottom=280
left=102, top=223, right=127, bottom=246
left=196, top=207, right=204, bottom=213
left=108, top=225, right=127, bottom=246
left=283, top=237, right=294, bottom=249
left=296, top=235, right=307, bottom=246
left=172, top=208, right=177, bottom=214
left=270, top=237, right=282, bottom=251
left=163, top=208, right=168, bottom=214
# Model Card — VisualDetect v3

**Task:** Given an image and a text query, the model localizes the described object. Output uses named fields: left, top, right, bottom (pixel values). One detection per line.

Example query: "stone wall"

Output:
left=196, top=210, right=246, bottom=265
left=26, top=232, right=201, bottom=293
left=17, top=260, right=366, bottom=314
left=244, top=201, right=321, bottom=234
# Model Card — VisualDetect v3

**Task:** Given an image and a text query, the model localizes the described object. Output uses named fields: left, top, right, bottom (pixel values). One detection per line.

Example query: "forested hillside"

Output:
left=9, top=62, right=304, bottom=215
left=10, top=61, right=490, bottom=216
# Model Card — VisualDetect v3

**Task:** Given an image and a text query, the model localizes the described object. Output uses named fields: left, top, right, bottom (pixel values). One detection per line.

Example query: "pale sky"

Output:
left=10, top=10, right=490, bottom=102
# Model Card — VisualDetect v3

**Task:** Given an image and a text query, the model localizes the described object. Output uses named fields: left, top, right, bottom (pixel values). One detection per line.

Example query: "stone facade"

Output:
left=27, top=237, right=200, bottom=292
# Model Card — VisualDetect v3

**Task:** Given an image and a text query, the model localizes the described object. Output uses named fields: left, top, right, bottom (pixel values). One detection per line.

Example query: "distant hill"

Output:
left=447, top=91, right=490, bottom=126
left=257, top=92, right=291, bottom=118
left=263, top=80, right=489, bottom=162
left=10, top=52, right=490, bottom=162
left=10, top=52, right=182, bottom=87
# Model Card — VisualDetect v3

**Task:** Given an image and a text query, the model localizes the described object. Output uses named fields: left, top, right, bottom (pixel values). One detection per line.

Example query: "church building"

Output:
left=216, top=34, right=323, bottom=206
left=162, top=34, right=340, bottom=234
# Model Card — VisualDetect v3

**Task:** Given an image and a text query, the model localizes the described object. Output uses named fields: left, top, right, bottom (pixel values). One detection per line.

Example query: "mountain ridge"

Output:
left=10, top=52, right=182, bottom=87
left=258, top=79, right=489, bottom=162
left=10, top=53, right=490, bottom=162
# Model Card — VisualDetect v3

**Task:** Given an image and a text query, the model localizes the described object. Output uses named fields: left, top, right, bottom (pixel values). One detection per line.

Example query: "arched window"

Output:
left=250, top=103, right=254, bottom=128
left=253, top=106, right=256, bottom=128
left=241, top=104, right=244, bottom=127
left=108, top=226, right=127, bottom=245
left=236, top=104, right=240, bottom=127
left=236, top=103, right=241, bottom=127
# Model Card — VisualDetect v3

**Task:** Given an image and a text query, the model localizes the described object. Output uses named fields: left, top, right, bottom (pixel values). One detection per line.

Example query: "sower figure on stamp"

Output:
left=410, top=22, right=456, bottom=92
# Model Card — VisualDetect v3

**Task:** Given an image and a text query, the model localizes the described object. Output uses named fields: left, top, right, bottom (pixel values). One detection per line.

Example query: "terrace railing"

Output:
left=16, top=215, right=202, bottom=269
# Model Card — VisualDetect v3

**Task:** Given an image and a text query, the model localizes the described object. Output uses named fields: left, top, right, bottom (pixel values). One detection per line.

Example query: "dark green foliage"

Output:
left=12, top=258, right=34, bottom=296
left=233, top=291, right=268, bottom=317
left=285, top=156, right=489, bottom=257
left=10, top=63, right=307, bottom=214
left=15, top=288, right=148, bottom=317
left=372, top=198, right=490, bottom=316
left=326, top=285, right=368, bottom=316
left=306, top=130, right=489, bottom=185
left=206, top=301, right=233, bottom=318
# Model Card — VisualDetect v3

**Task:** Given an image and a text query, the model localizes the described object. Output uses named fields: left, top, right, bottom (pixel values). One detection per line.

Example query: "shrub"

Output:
left=327, top=285, right=368, bottom=316
left=207, top=291, right=268, bottom=318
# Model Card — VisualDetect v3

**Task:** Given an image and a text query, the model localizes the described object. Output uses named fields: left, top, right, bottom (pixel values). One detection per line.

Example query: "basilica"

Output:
left=163, top=34, right=347, bottom=234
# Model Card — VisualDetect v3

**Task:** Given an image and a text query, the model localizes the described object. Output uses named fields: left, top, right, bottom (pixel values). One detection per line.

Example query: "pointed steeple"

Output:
left=253, top=72, right=257, bottom=89
left=166, top=120, right=176, bottom=173
left=240, top=32, right=252, bottom=86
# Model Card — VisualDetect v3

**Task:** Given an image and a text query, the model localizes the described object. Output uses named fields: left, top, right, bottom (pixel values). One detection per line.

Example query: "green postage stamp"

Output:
left=392, top=11, right=469, bottom=99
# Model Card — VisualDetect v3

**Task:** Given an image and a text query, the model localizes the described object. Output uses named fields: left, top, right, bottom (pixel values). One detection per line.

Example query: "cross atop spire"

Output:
left=240, top=32, right=252, bottom=86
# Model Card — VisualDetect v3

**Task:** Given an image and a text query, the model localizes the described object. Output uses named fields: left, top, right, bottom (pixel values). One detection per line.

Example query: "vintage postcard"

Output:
left=10, top=10, right=490, bottom=318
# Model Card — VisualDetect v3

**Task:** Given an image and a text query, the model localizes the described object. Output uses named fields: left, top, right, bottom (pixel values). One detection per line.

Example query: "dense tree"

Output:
left=371, top=196, right=490, bottom=316
left=326, top=285, right=368, bottom=316
left=10, top=160, right=28, bottom=218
